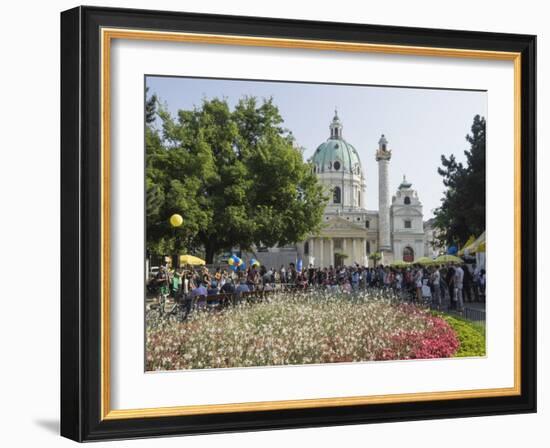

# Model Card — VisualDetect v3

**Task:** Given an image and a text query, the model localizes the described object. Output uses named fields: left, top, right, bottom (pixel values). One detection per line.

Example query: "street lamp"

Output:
left=169, top=213, right=183, bottom=228
left=169, top=214, right=183, bottom=268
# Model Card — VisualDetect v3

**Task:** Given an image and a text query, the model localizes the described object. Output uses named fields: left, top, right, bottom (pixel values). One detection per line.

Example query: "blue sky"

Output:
left=146, top=76, right=486, bottom=219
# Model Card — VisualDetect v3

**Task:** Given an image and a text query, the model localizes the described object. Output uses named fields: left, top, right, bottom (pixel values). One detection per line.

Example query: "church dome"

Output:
left=311, top=110, right=362, bottom=175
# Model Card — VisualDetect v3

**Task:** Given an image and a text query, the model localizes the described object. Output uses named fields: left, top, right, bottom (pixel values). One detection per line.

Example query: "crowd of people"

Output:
left=148, top=260, right=486, bottom=312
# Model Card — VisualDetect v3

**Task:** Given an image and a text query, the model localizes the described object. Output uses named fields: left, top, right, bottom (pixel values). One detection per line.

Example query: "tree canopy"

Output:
left=145, top=93, right=327, bottom=263
left=434, top=114, right=486, bottom=247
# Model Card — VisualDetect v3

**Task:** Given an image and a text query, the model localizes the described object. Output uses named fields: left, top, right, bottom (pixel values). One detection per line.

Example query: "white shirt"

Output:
left=414, top=270, right=423, bottom=288
left=454, top=266, right=464, bottom=285
left=432, top=270, right=440, bottom=286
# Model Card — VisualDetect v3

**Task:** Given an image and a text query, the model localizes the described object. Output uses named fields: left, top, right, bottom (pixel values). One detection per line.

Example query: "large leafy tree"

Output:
left=434, top=114, right=486, bottom=247
left=146, top=94, right=327, bottom=263
left=145, top=89, right=213, bottom=258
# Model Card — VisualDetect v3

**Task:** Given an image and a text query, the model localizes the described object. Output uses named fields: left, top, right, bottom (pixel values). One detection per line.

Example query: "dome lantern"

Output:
left=329, top=108, right=343, bottom=139
left=399, top=174, right=412, bottom=190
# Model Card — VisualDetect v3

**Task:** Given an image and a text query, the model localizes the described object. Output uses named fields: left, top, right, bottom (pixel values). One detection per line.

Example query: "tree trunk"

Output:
left=205, top=245, right=216, bottom=265
left=172, top=254, right=179, bottom=269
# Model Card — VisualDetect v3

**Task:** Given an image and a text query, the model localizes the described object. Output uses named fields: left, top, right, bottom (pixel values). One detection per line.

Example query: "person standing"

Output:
left=171, top=266, right=183, bottom=299
left=430, top=266, right=441, bottom=310
left=288, top=263, right=297, bottom=287
left=463, top=264, right=474, bottom=303
left=247, top=265, right=260, bottom=291
left=182, top=269, right=190, bottom=297
left=155, top=265, right=170, bottom=304
left=454, top=263, right=465, bottom=312
left=472, top=264, right=481, bottom=302
left=446, top=265, right=456, bottom=309
left=279, top=265, right=286, bottom=285
left=273, top=269, right=280, bottom=287
left=395, top=270, right=403, bottom=299
left=351, top=268, right=360, bottom=291
left=479, top=269, right=486, bottom=302
left=308, top=264, right=316, bottom=287
left=414, top=267, right=423, bottom=303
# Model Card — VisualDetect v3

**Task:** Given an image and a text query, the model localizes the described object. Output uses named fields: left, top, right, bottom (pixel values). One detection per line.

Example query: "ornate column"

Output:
left=329, top=238, right=334, bottom=267
left=342, top=238, right=347, bottom=262
left=319, top=238, right=324, bottom=268
left=376, top=134, right=392, bottom=252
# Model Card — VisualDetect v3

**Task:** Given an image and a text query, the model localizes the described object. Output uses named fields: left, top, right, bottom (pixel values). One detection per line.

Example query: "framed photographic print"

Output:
left=60, top=6, right=537, bottom=441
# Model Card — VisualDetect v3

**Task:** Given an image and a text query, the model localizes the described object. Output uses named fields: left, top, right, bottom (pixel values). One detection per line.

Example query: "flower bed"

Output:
left=146, top=291, right=460, bottom=371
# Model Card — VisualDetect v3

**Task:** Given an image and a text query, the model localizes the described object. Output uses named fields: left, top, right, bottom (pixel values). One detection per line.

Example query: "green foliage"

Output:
left=434, top=115, right=486, bottom=247
left=440, top=314, right=486, bottom=357
left=145, top=86, right=157, bottom=125
left=369, top=252, right=382, bottom=267
left=369, top=252, right=381, bottom=261
left=145, top=92, right=327, bottom=262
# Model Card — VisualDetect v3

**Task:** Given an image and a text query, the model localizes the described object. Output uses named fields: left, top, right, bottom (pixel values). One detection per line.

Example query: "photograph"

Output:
left=144, top=76, right=488, bottom=371
left=56, top=5, right=537, bottom=441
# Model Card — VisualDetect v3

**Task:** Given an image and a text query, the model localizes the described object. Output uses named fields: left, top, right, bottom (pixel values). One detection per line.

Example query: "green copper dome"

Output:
left=310, top=111, right=362, bottom=175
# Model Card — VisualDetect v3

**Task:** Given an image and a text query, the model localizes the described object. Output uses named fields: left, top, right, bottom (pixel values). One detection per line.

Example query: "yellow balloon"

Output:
left=237, top=258, right=243, bottom=266
left=228, top=258, right=235, bottom=266
left=170, top=214, right=183, bottom=227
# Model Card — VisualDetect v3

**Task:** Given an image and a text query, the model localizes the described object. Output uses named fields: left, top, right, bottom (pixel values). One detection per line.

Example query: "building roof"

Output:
left=398, top=174, right=413, bottom=189
left=310, top=111, right=362, bottom=174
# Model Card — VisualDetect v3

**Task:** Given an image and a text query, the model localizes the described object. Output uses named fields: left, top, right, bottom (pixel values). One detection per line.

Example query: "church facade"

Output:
left=299, top=111, right=426, bottom=267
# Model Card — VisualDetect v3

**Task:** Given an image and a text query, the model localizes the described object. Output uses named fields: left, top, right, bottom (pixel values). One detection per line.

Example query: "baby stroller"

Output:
left=421, top=278, right=432, bottom=307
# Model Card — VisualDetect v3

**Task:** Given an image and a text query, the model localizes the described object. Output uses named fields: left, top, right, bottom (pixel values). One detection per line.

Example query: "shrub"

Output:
left=439, top=315, right=486, bottom=357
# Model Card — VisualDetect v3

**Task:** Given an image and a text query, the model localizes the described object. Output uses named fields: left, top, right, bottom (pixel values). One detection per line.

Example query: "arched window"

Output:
left=403, top=246, right=414, bottom=262
left=333, top=186, right=341, bottom=204
left=404, top=196, right=411, bottom=205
